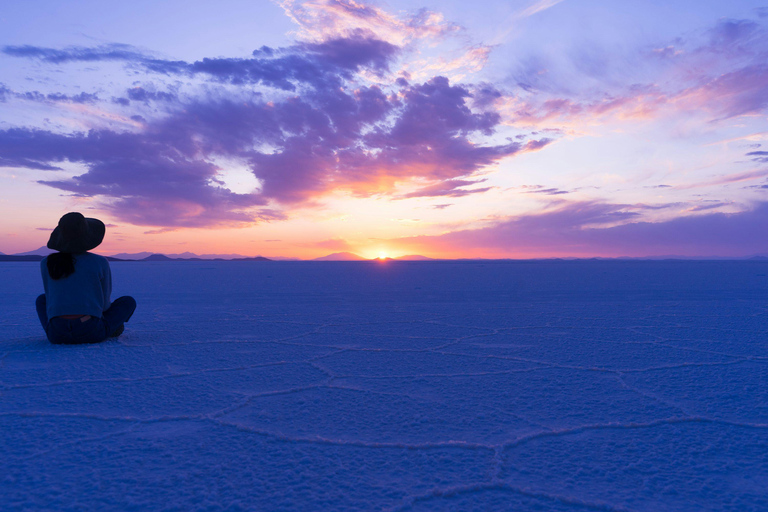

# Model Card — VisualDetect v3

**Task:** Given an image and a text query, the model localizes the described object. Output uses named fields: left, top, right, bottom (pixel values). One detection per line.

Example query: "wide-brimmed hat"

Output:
left=47, top=212, right=105, bottom=253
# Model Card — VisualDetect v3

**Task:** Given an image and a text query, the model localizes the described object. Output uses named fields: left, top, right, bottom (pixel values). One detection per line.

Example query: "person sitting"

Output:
left=36, top=212, right=136, bottom=344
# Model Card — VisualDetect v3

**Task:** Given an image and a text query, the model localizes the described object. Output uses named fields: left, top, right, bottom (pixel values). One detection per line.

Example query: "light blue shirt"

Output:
left=41, top=252, right=112, bottom=319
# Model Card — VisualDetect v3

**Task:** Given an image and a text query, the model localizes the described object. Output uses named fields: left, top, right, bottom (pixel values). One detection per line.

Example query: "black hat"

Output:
left=47, top=212, right=105, bottom=253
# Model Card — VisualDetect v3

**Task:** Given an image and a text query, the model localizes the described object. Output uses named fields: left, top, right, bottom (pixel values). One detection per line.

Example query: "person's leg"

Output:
left=49, top=316, right=107, bottom=345
left=35, top=294, right=48, bottom=332
left=102, top=296, right=137, bottom=337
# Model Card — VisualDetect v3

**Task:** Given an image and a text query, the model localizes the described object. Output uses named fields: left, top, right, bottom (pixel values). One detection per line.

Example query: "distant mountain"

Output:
left=138, top=253, right=270, bottom=262
left=110, top=251, right=252, bottom=260
left=167, top=251, right=251, bottom=259
left=110, top=251, right=154, bottom=260
left=230, top=256, right=271, bottom=261
left=13, top=246, right=54, bottom=257
left=313, top=252, right=367, bottom=261
left=142, top=253, right=174, bottom=261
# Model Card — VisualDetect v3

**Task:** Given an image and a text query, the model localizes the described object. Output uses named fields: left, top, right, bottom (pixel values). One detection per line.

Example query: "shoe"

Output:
left=109, top=325, right=125, bottom=338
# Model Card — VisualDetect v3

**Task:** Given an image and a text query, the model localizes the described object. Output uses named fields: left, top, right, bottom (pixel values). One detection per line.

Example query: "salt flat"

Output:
left=1, top=260, right=767, bottom=511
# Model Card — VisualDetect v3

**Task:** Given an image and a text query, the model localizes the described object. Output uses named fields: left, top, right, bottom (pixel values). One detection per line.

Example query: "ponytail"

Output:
left=47, top=252, right=75, bottom=280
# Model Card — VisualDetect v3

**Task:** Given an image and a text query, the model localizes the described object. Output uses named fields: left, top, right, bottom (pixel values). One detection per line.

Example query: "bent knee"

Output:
left=115, top=295, right=137, bottom=307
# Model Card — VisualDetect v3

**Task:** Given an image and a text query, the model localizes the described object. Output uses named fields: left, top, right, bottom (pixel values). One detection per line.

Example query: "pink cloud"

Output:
left=278, top=0, right=458, bottom=45
left=391, top=201, right=768, bottom=258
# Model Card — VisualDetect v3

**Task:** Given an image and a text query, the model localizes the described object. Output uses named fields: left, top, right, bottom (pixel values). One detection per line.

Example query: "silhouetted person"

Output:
left=36, top=212, right=136, bottom=344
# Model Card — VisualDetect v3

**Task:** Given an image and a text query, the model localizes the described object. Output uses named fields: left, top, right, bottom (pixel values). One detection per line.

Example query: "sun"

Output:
left=377, top=252, right=389, bottom=260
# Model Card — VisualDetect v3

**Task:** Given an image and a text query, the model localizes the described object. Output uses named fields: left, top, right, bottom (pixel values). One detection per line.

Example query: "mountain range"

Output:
left=1, top=247, right=433, bottom=261
left=5, top=247, right=766, bottom=262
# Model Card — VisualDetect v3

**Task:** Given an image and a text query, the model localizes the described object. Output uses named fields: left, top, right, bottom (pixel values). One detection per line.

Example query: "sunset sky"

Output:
left=1, top=0, right=767, bottom=259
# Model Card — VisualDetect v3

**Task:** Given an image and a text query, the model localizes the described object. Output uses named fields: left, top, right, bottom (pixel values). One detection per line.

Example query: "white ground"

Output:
left=1, top=260, right=767, bottom=511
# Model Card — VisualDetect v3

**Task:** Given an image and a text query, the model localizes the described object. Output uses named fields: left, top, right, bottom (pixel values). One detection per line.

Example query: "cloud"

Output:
left=278, top=1, right=491, bottom=81
left=411, top=44, right=492, bottom=81
left=521, top=185, right=569, bottom=195
left=2, top=43, right=147, bottom=63
left=19, top=90, right=99, bottom=104
left=500, top=17, right=768, bottom=128
left=747, top=150, right=768, bottom=163
left=678, top=64, right=768, bottom=119
left=0, top=35, right=525, bottom=225
left=515, top=0, right=567, bottom=20
left=393, top=201, right=768, bottom=257
left=0, top=83, right=100, bottom=105
left=674, top=168, right=768, bottom=190
left=125, top=86, right=177, bottom=104
left=4, top=34, right=399, bottom=91
left=400, top=179, right=493, bottom=199
left=278, top=0, right=458, bottom=45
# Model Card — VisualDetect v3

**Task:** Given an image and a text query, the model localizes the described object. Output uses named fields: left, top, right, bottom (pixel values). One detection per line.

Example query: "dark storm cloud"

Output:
left=0, top=36, right=524, bottom=227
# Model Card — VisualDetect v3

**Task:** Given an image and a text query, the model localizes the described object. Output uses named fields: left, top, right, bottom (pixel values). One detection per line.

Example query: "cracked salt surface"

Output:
left=1, top=260, right=767, bottom=511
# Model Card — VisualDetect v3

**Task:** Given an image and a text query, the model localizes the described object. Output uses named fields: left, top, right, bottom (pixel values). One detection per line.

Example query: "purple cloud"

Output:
left=5, top=34, right=398, bottom=92
left=299, top=31, right=399, bottom=73
left=505, top=16, right=768, bottom=126
left=1, top=127, right=272, bottom=228
left=125, top=86, right=177, bottom=104
left=395, top=201, right=768, bottom=257
left=0, top=36, right=524, bottom=227
left=2, top=43, right=147, bottom=63
left=17, top=90, right=99, bottom=104
left=527, top=187, right=569, bottom=195
left=400, top=179, right=493, bottom=199
left=747, top=150, right=768, bottom=163
left=705, top=18, right=761, bottom=53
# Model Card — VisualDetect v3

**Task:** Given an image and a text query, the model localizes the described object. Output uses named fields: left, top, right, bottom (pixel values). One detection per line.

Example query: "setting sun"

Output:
left=377, top=252, right=389, bottom=260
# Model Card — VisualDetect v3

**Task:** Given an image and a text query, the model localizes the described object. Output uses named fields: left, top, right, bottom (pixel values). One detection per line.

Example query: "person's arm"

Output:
left=102, top=259, right=113, bottom=310
left=40, top=258, right=49, bottom=295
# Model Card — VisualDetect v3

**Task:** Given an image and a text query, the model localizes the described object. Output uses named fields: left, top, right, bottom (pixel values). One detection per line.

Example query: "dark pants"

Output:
left=36, top=295, right=137, bottom=345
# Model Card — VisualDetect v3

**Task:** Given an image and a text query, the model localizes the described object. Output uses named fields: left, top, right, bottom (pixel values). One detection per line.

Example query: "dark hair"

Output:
left=47, top=252, right=75, bottom=280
